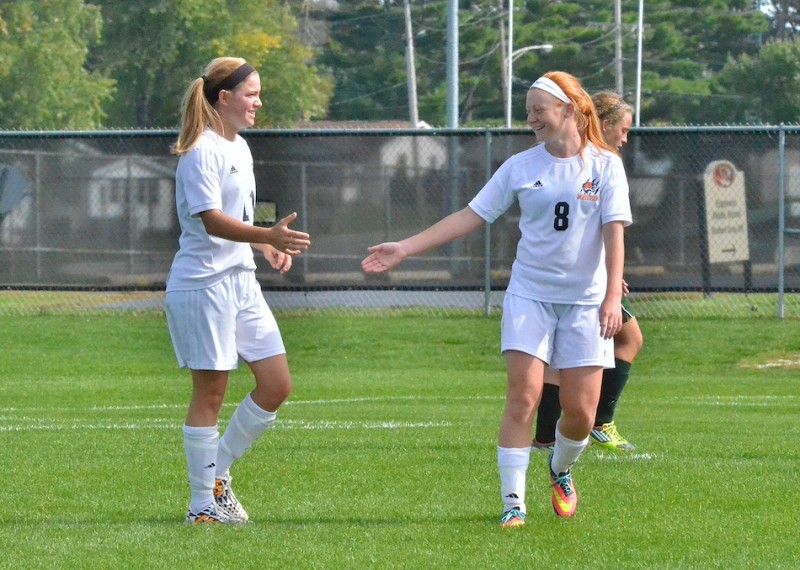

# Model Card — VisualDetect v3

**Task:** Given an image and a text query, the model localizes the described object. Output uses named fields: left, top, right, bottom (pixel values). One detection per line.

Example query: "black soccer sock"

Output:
left=534, top=383, right=561, bottom=443
left=595, top=358, right=632, bottom=425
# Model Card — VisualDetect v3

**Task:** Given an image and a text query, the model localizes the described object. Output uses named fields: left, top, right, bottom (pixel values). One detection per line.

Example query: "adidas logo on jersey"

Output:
left=532, top=180, right=543, bottom=188
left=229, top=165, right=239, bottom=174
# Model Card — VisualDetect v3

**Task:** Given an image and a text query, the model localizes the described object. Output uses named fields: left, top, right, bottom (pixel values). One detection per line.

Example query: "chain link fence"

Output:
left=2, top=127, right=800, bottom=318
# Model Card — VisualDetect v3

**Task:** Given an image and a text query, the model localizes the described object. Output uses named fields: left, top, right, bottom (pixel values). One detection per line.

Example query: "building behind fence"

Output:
left=1, top=127, right=800, bottom=318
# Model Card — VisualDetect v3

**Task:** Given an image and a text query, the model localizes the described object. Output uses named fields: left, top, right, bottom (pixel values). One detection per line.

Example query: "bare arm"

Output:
left=200, top=210, right=310, bottom=255
left=599, top=220, right=625, bottom=339
left=361, top=207, right=485, bottom=273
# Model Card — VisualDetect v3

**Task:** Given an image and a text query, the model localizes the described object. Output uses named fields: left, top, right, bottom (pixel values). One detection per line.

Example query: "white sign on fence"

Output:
left=703, top=160, right=750, bottom=264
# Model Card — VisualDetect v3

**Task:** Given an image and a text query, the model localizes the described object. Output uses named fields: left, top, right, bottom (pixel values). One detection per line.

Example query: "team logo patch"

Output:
left=577, top=178, right=600, bottom=201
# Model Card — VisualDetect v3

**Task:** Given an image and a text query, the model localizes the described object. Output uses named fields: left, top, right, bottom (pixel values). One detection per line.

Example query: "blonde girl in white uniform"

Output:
left=166, top=57, right=311, bottom=524
left=361, top=71, right=631, bottom=524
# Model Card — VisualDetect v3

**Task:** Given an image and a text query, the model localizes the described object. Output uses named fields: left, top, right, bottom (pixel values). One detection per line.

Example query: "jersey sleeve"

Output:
left=178, top=145, right=224, bottom=218
left=601, top=154, right=633, bottom=227
left=468, top=157, right=517, bottom=223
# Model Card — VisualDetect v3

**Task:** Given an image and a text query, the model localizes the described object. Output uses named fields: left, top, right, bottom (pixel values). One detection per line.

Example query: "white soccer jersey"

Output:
left=166, top=129, right=257, bottom=291
left=469, top=142, right=632, bottom=304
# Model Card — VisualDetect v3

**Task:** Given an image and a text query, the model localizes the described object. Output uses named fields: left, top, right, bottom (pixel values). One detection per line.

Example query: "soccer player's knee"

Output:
left=508, top=392, right=538, bottom=420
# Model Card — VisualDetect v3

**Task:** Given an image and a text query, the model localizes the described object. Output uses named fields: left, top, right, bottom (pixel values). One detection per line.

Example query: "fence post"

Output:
left=483, top=130, right=492, bottom=317
left=300, top=162, right=309, bottom=278
left=382, top=164, right=392, bottom=241
left=777, top=126, right=786, bottom=320
left=126, top=156, right=134, bottom=275
left=35, top=152, right=42, bottom=280
left=447, top=133, right=463, bottom=276
left=698, top=176, right=711, bottom=298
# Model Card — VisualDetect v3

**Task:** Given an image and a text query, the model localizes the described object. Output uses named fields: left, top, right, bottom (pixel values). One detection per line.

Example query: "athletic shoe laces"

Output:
left=552, top=472, right=574, bottom=496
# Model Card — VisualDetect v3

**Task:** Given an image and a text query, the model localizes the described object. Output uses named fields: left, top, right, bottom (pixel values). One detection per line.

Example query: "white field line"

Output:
left=0, top=395, right=487, bottom=431
left=739, top=357, right=800, bottom=369
left=285, top=396, right=503, bottom=405
left=0, top=417, right=452, bottom=432
left=3, top=393, right=793, bottom=432
left=2, top=393, right=794, bottom=416
left=0, top=395, right=504, bottom=414
left=664, top=395, right=798, bottom=407
left=593, top=452, right=659, bottom=462
left=1, top=393, right=794, bottom=432
left=277, top=420, right=452, bottom=430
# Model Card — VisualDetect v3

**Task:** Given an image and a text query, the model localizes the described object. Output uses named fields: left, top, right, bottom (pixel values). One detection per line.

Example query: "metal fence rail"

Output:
left=1, top=126, right=800, bottom=318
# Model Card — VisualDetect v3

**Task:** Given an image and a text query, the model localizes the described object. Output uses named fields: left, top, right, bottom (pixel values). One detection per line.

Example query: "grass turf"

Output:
left=0, top=312, right=798, bottom=569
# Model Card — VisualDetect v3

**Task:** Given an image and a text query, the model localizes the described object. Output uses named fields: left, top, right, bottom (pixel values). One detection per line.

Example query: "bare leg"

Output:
left=558, top=366, right=602, bottom=441
left=614, top=316, right=643, bottom=364
left=186, top=369, right=228, bottom=426
left=247, top=353, right=292, bottom=412
left=499, top=350, right=545, bottom=447
left=215, top=354, right=292, bottom=475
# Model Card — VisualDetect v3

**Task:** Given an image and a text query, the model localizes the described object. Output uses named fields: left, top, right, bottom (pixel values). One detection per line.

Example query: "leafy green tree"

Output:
left=510, top=1, right=622, bottom=123
left=90, top=1, right=208, bottom=128
left=760, top=0, right=800, bottom=41
left=94, top=0, right=332, bottom=128
left=633, top=1, right=767, bottom=124
left=317, top=0, right=773, bottom=126
left=713, top=37, right=800, bottom=123
left=513, top=1, right=768, bottom=125
left=316, top=1, right=425, bottom=122
left=224, top=0, right=333, bottom=127
left=0, top=0, right=115, bottom=130
left=317, top=0, right=511, bottom=125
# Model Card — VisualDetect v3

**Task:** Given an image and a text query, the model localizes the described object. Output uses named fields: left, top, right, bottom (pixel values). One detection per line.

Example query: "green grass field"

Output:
left=0, top=311, right=798, bottom=569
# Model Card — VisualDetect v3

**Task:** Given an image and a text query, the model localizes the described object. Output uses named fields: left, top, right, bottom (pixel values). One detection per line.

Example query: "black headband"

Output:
left=202, top=62, right=256, bottom=105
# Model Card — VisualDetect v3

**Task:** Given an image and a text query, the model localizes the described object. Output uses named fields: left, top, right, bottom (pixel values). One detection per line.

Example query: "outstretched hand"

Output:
left=270, top=212, right=310, bottom=255
left=361, top=242, right=406, bottom=273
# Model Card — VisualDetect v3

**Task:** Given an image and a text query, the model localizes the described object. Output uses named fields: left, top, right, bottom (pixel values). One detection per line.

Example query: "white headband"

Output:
left=530, top=76, right=570, bottom=104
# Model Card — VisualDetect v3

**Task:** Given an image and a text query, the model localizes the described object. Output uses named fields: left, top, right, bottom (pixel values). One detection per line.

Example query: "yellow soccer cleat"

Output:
left=590, top=421, right=635, bottom=452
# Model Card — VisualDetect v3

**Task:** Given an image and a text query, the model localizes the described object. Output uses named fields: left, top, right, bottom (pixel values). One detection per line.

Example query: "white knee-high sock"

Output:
left=498, top=446, right=531, bottom=513
left=550, top=420, right=589, bottom=475
left=216, top=394, right=277, bottom=477
left=183, top=424, right=219, bottom=513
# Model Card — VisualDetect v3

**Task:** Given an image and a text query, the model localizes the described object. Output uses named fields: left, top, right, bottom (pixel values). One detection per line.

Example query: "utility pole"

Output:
left=404, top=0, right=419, bottom=127
left=446, top=0, right=458, bottom=128
left=505, top=0, right=513, bottom=127
left=615, top=0, right=623, bottom=95
left=446, top=0, right=462, bottom=273
left=635, top=0, right=643, bottom=126
left=498, top=0, right=508, bottom=124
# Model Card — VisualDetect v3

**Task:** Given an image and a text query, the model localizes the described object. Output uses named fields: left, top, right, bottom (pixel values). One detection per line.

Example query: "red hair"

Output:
left=543, top=71, right=617, bottom=156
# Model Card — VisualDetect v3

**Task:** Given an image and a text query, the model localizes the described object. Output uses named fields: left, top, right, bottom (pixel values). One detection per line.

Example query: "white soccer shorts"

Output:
left=165, top=270, right=285, bottom=370
left=500, top=292, right=614, bottom=369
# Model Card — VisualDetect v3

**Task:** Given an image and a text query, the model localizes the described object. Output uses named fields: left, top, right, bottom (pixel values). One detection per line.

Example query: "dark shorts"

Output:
left=621, top=296, right=635, bottom=323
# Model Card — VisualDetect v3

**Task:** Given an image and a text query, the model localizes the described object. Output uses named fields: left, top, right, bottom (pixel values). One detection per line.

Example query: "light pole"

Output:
left=635, top=0, right=643, bottom=126
left=505, top=43, right=553, bottom=127
left=505, top=0, right=514, bottom=127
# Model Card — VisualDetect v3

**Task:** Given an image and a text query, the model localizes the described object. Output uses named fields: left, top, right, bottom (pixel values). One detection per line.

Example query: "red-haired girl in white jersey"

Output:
left=361, top=71, right=631, bottom=524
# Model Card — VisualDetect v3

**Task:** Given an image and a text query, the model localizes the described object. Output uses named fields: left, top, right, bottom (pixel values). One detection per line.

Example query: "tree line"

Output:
left=1, top=0, right=798, bottom=130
